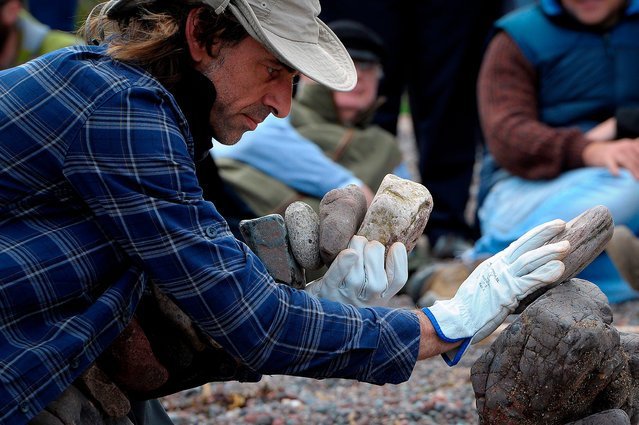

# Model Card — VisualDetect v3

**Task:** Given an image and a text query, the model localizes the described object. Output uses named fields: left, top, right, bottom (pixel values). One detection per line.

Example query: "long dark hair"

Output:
left=79, top=0, right=248, bottom=86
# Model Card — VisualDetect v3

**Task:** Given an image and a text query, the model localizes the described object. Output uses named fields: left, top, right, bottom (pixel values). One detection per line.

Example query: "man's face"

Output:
left=332, top=61, right=381, bottom=125
left=199, top=36, right=298, bottom=145
left=561, top=0, right=627, bottom=27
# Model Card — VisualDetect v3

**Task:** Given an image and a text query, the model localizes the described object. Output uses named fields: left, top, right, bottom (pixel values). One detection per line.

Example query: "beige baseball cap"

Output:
left=204, top=0, right=356, bottom=91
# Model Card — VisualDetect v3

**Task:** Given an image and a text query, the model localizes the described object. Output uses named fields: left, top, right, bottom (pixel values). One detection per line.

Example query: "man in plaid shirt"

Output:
left=0, top=0, right=570, bottom=423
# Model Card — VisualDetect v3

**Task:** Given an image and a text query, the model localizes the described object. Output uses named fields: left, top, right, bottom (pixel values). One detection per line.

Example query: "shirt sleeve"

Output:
left=213, top=115, right=363, bottom=197
left=478, top=32, right=591, bottom=179
left=63, top=85, right=419, bottom=385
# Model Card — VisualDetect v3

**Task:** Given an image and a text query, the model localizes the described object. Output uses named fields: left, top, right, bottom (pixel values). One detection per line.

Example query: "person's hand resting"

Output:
left=422, top=219, right=570, bottom=366
left=305, top=235, right=408, bottom=307
left=582, top=139, right=639, bottom=179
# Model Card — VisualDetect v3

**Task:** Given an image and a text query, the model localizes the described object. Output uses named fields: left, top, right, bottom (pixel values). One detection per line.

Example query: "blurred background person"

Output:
left=318, top=0, right=503, bottom=259
left=468, top=0, right=639, bottom=303
left=26, top=0, right=79, bottom=32
left=0, top=0, right=79, bottom=69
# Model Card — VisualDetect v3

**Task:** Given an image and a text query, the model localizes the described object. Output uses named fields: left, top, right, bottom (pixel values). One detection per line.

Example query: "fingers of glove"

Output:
left=360, top=240, right=387, bottom=300
left=343, top=236, right=368, bottom=291
left=347, top=235, right=368, bottom=254
left=509, top=240, right=570, bottom=277
left=385, top=242, right=408, bottom=298
left=515, top=260, right=566, bottom=296
left=322, top=248, right=359, bottom=289
left=503, top=219, right=566, bottom=262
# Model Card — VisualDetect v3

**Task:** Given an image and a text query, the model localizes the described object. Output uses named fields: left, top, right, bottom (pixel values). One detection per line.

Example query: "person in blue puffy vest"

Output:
left=466, top=0, right=639, bottom=303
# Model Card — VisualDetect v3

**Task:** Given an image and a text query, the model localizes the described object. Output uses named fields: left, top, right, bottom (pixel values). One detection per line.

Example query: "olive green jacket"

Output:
left=290, top=83, right=402, bottom=193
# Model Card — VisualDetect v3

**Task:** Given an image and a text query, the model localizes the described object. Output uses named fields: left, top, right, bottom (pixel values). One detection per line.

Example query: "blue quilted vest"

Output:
left=478, top=0, right=639, bottom=206
left=496, top=0, right=639, bottom=131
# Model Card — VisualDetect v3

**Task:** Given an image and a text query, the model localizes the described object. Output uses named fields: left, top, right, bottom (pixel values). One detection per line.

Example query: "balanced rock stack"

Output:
left=239, top=174, right=433, bottom=287
left=471, top=205, right=639, bottom=425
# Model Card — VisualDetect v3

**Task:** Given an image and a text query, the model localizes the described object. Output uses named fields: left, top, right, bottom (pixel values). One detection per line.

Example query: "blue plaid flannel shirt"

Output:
left=0, top=46, right=420, bottom=424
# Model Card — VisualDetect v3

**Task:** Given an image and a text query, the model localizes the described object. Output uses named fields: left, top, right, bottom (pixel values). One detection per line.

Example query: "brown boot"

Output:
left=606, top=225, right=639, bottom=290
left=407, top=260, right=476, bottom=307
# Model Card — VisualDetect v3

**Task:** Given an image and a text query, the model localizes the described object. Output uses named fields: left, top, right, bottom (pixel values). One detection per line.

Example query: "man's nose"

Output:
left=262, top=78, right=294, bottom=118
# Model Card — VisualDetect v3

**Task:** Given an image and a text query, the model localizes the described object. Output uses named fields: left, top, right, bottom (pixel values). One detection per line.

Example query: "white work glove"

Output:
left=305, top=235, right=408, bottom=307
left=422, top=219, right=570, bottom=366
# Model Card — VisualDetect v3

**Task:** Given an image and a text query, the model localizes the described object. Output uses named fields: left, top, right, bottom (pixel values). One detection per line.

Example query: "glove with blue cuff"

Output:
left=305, top=235, right=408, bottom=307
left=422, top=219, right=570, bottom=366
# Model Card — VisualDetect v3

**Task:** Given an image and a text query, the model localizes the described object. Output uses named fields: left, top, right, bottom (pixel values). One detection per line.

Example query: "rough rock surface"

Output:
left=515, top=205, right=613, bottom=313
left=357, top=174, right=433, bottom=254
left=239, top=214, right=305, bottom=288
left=285, top=201, right=322, bottom=271
left=565, top=409, right=631, bottom=425
left=318, top=185, right=367, bottom=265
left=99, top=317, right=168, bottom=395
left=472, top=279, right=635, bottom=425
left=28, top=383, right=133, bottom=425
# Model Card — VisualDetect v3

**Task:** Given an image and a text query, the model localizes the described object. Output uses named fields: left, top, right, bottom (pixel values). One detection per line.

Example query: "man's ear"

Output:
left=1, top=0, right=22, bottom=26
left=185, top=7, right=208, bottom=64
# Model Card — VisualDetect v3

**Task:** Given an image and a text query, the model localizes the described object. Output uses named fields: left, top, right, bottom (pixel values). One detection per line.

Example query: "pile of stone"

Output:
left=240, top=174, right=433, bottom=288
left=471, top=206, right=639, bottom=425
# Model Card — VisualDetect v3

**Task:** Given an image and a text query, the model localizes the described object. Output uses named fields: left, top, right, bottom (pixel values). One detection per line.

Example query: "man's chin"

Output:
left=212, top=131, right=245, bottom=146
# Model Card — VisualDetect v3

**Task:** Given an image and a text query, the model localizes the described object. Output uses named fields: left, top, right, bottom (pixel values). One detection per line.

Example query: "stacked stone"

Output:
left=471, top=205, right=639, bottom=425
left=239, top=174, right=433, bottom=288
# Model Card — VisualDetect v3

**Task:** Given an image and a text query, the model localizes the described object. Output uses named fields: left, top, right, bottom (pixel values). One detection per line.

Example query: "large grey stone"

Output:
left=472, top=279, right=628, bottom=425
left=564, top=410, right=631, bottom=425
left=357, top=174, right=432, bottom=254
left=285, top=201, right=322, bottom=271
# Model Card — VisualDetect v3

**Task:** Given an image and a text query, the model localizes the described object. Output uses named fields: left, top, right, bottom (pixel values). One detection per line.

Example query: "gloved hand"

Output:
left=305, top=235, right=408, bottom=307
left=422, top=219, right=570, bottom=366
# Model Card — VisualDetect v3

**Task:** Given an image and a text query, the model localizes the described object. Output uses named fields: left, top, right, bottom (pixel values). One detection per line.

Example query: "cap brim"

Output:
left=228, top=2, right=356, bottom=92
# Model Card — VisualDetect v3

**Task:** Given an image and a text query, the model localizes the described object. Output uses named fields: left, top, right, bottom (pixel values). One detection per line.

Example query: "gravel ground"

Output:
left=160, top=297, right=639, bottom=425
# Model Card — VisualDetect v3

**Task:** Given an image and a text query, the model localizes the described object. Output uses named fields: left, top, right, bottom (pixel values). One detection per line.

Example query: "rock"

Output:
left=318, top=185, right=367, bottom=265
left=472, top=279, right=627, bottom=425
left=99, top=317, right=169, bottom=395
left=617, top=332, right=639, bottom=423
left=77, top=364, right=131, bottom=418
left=285, top=201, right=322, bottom=271
left=357, top=174, right=433, bottom=254
left=514, top=205, right=614, bottom=313
left=28, top=384, right=133, bottom=425
left=564, top=409, right=630, bottom=425
left=151, top=284, right=208, bottom=352
left=239, top=214, right=305, bottom=289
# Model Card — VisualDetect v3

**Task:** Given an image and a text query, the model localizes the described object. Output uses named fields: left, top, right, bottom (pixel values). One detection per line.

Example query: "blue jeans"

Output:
left=468, top=167, right=639, bottom=303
